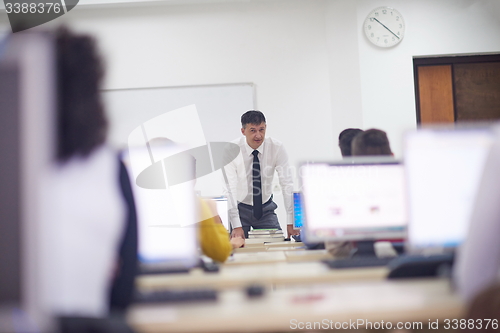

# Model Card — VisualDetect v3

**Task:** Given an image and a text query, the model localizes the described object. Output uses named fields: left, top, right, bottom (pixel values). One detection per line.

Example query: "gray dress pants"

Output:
left=237, top=198, right=281, bottom=238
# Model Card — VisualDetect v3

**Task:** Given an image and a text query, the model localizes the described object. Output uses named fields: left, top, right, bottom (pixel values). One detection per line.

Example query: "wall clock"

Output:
left=363, top=6, right=405, bottom=48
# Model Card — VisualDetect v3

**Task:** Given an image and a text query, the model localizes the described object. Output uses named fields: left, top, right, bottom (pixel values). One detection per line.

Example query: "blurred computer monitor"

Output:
left=200, top=196, right=229, bottom=231
left=300, top=158, right=407, bottom=243
left=122, top=145, right=200, bottom=273
left=404, top=125, right=495, bottom=255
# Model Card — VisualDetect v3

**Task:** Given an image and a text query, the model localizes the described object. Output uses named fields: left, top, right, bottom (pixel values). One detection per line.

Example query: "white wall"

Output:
left=354, top=0, right=500, bottom=157
left=56, top=0, right=336, bottom=169
left=2, top=0, right=500, bottom=227
left=53, top=0, right=336, bottom=231
left=33, top=0, right=500, bottom=160
left=325, top=0, right=364, bottom=150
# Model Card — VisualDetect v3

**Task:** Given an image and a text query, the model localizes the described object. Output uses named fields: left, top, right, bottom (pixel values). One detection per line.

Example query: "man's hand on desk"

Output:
left=287, top=224, right=300, bottom=238
left=230, top=236, right=245, bottom=249
left=231, top=227, right=245, bottom=240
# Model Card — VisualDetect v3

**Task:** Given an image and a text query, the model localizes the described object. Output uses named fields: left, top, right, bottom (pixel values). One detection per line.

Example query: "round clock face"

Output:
left=363, top=7, right=405, bottom=48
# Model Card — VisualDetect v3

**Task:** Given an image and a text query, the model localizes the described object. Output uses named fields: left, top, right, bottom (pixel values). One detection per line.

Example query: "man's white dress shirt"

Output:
left=223, top=136, right=294, bottom=229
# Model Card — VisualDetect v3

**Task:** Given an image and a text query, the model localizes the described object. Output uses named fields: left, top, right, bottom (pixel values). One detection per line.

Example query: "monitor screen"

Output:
left=404, top=126, right=495, bottom=254
left=122, top=145, right=199, bottom=273
left=0, top=31, right=56, bottom=331
left=202, top=196, right=229, bottom=231
left=293, top=192, right=304, bottom=229
left=300, top=158, right=407, bottom=243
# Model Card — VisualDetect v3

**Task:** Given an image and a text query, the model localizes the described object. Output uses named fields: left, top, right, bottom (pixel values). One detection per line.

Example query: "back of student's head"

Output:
left=351, top=128, right=393, bottom=156
left=338, top=128, right=363, bottom=157
left=56, top=26, right=107, bottom=162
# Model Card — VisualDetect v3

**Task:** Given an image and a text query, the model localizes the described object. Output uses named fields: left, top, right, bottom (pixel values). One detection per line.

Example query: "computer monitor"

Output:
left=213, top=197, right=229, bottom=231
left=0, top=31, right=56, bottom=332
left=404, top=125, right=495, bottom=254
left=200, top=196, right=229, bottom=230
left=122, top=144, right=200, bottom=273
left=293, top=192, right=304, bottom=230
left=300, top=158, right=408, bottom=243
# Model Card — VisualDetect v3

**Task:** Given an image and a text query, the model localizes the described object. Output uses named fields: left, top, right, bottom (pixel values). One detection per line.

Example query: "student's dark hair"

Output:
left=338, top=128, right=363, bottom=157
left=351, top=128, right=393, bottom=156
left=241, top=110, right=266, bottom=128
left=56, top=26, right=107, bottom=162
left=465, top=282, right=500, bottom=332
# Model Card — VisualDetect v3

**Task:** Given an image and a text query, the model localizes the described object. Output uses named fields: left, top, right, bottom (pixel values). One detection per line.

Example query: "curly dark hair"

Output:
left=56, top=27, right=108, bottom=162
left=241, top=110, right=266, bottom=128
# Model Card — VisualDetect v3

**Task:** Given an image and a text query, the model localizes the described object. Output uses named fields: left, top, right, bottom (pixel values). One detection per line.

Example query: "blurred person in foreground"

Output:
left=42, top=26, right=138, bottom=323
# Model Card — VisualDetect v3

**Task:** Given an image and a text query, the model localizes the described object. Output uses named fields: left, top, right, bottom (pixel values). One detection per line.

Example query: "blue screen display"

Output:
left=293, top=192, right=303, bottom=228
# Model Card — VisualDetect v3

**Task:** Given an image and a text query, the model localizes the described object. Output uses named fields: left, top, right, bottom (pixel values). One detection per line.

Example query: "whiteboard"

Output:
left=102, top=83, right=255, bottom=196
left=102, top=83, right=255, bottom=149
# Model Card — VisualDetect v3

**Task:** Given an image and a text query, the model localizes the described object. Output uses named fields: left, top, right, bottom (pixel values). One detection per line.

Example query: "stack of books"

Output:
left=247, top=229, right=285, bottom=244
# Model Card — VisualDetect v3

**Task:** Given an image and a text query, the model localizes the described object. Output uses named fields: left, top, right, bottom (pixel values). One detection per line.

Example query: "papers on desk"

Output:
left=226, top=251, right=288, bottom=265
left=247, top=229, right=285, bottom=243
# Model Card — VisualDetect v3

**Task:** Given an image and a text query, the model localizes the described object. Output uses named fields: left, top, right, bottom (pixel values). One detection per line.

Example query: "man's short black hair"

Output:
left=241, top=110, right=266, bottom=128
left=351, top=128, right=393, bottom=156
left=338, top=128, right=363, bottom=157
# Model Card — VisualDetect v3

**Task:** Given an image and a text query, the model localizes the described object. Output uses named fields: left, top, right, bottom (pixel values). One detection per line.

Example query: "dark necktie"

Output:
left=252, top=150, right=263, bottom=219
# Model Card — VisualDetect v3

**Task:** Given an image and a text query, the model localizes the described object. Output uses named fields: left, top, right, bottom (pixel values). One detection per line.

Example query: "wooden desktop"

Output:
left=128, top=242, right=465, bottom=332
left=129, top=278, right=463, bottom=333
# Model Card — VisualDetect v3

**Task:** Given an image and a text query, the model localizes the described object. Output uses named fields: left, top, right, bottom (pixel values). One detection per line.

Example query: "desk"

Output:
left=137, top=244, right=388, bottom=291
left=129, top=278, right=465, bottom=333
left=227, top=246, right=332, bottom=266
left=137, top=261, right=388, bottom=291
left=232, top=241, right=305, bottom=253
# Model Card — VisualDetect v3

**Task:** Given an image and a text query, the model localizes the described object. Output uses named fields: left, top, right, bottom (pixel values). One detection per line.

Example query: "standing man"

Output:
left=223, top=110, right=299, bottom=239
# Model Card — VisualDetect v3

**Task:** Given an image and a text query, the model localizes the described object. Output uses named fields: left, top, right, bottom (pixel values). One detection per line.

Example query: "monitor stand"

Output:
left=353, top=240, right=405, bottom=257
left=387, top=252, right=455, bottom=279
left=322, top=240, right=395, bottom=269
left=352, top=240, right=376, bottom=257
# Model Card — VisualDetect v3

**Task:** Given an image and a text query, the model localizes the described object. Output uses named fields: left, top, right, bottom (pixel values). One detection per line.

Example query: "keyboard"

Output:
left=134, top=288, right=218, bottom=304
left=323, top=256, right=396, bottom=269
left=387, top=253, right=454, bottom=279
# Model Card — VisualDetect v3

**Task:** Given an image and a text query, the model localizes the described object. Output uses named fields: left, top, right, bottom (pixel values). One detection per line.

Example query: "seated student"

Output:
left=338, top=128, right=363, bottom=157
left=326, top=128, right=394, bottom=258
left=43, top=27, right=137, bottom=317
left=351, top=128, right=393, bottom=156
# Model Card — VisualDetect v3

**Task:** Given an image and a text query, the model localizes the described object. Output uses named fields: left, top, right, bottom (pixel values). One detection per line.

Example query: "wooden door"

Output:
left=414, top=55, right=500, bottom=124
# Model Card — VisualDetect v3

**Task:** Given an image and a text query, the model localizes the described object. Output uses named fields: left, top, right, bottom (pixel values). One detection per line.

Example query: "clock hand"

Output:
left=372, top=17, right=400, bottom=39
